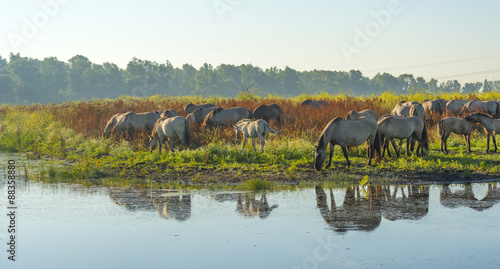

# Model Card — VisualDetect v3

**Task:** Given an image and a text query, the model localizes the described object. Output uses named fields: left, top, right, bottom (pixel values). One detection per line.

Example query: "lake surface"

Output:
left=1, top=154, right=500, bottom=269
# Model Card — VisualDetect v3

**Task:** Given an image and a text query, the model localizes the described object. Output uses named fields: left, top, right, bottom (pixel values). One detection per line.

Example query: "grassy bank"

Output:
left=1, top=91, right=500, bottom=190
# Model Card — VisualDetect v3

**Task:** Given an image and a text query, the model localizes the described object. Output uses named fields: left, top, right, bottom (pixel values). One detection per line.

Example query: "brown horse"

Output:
left=438, top=117, right=474, bottom=154
left=202, top=107, right=253, bottom=128
left=465, top=113, right=500, bottom=152
left=253, top=104, right=281, bottom=124
left=314, top=116, right=381, bottom=170
left=182, top=103, right=216, bottom=114
left=109, top=111, right=163, bottom=139
left=186, top=107, right=217, bottom=125
left=346, top=109, right=379, bottom=121
left=149, top=116, right=190, bottom=153
left=302, top=99, right=329, bottom=108
left=378, top=116, right=428, bottom=157
left=233, top=119, right=277, bottom=152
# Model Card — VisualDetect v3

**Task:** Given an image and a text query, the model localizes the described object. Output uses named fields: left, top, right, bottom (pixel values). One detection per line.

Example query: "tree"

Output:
left=482, top=79, right=493, bottom=93
left=7, top=53, right=45, bottom=103
left=462, top=82, right=482, bottom=94
left=39, top=57, right=68, bottom=102
left=440, top=80, right=461, bottom=93
left=67, top=55, right=92, bottom=99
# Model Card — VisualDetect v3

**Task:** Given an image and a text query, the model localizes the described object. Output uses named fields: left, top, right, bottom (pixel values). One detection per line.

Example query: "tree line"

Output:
left=0, top=53, right=498, bottom=104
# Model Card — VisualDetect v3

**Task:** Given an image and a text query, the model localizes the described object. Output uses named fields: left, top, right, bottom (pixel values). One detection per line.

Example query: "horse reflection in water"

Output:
left=236, top=193, right=278, bottom=218
left=315, top=185, right=383, bottom=232
left=315, top=185, right=431, bottom=232
left=109, top=188, right=191, bottom=221
left=382, top=185, right=429, bottom=221
left=440, top=183, right=500, bottom=211
left=212, top=192, right=278, bottom=218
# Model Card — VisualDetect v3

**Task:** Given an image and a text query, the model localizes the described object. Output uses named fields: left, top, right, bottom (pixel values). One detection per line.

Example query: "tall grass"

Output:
left=1, top=91, right=500, bottom=183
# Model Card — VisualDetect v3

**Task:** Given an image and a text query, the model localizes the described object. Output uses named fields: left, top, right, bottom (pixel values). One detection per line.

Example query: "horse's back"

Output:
left=160, top=116, right=188, bottom=137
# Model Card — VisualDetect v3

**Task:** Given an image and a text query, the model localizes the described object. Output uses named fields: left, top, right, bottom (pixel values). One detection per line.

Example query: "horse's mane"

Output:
left=211, top=107, right=224, bottom=116
left=235, top=118, right=253, bottom=125
left=151, top=118, right=164, bottom=138
left=317, top=118, right=343, bottom=149
left=470, top=112, right=493, bottom=119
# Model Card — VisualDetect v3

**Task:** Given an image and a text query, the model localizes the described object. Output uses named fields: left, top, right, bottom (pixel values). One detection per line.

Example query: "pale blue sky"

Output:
left=1, top=0, right=499, bottom=84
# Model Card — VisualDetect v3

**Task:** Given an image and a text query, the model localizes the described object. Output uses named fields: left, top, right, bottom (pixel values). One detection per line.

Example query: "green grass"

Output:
left=2, top=92, right=500, bottom=190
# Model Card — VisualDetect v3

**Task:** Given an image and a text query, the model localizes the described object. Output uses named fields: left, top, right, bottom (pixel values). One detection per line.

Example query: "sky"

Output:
left=1, top=0, right=499, bottom=84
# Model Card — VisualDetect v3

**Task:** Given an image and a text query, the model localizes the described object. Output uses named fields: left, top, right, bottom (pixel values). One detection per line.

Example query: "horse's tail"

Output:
left=437, top=120, right=444, bottom=137
left=183, top=119, right=190, bottom=147
left=264, top=121, right=277, bottom=134
left=373, top=127, right=382, bottom=163
left=421, top=121, right=429, bottom=142
left=495, top=101, right=500, bottom=119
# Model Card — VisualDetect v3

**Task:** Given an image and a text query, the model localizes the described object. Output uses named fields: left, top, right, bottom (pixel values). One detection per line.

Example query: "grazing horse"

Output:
left=378, top=116, right=428, bottom=157
left=182, top=103, right=216, bottom=114
left=391, top=101, right=419, bottom=117
left=302, top=99, right=329, bottom=108
left=110, top=111, right=163, bottom=139
left=233, top=119, right=277, bottom=152
left=346, top=109, right=379, bottom=121
left=409, top=103, right=426, bottom=120
left=160, top=109, right=178, bottom=119
left=377, top=114, right=408, bottom=156
left=422, top=99, right=444, bottom=115
left=149, top=116, right=190, bottom=153
left=445, top=99, right=469, bottom=116
left=437, top=117, right=474, bottom=154
left=103, top=112, right=127, bottom=138
left=314, top=116, right=381, bottom=170
left=465, top=113, right=500, bottom=152
left=186, top=107, right=217, bottom=125
left=253, top=104, right=281, bottom=124
left=202, top=107, right=253, bottom=128
left=460, top=100, right=499, bottom=118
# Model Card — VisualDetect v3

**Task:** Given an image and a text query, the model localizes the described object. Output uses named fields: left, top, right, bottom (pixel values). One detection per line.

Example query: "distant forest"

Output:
left=0, top=53, right=499, bottom=104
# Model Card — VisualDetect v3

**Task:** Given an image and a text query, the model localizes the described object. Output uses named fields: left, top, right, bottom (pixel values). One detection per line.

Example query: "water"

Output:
left=1, top=154, right=500, bottom=269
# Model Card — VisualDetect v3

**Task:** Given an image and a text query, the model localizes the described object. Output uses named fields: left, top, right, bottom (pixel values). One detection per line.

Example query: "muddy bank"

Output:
left=108, top=162, right=500, bottom=186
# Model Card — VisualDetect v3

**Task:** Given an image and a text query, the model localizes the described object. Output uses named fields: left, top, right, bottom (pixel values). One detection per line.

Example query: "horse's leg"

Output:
left=325, top=143, right=334, bottom=169
left=341, top=146, right=350, bottom=168
left=382, top=137, right=389, bottom=157
left=260, top=134, right=266, bottom=153
left=169, top=138, right=175, bottom=153
left=367, top=140, right=373, bottom=165
left=493, top=133, right=497, bottom=152
left=242, top=135, right=248, bottom=149
left=390, top=139, right=401, bottom=157
left=465, top=133, right=471, bottom=153
left=486, top=133, right=490, bottom=152
left=416, top=141, right=422, bottom=157
left=251, top=138, right=257, bottom=152
left=440, top=132, right=445, bottom=153
left=158, top=137, right=162, bottom=154
left=381, top=137, right=386, bottom=157
left=442, top=132, right=450, bottom=154
left=406, top=137, right=412, bottom=156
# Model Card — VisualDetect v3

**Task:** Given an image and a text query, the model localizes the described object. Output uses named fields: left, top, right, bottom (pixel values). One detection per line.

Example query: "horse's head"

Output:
left=464, top=114, right=477, bottom=123
left=314, top=144, right=326, bottom=171
left=149, top=135, right=157, bottom=152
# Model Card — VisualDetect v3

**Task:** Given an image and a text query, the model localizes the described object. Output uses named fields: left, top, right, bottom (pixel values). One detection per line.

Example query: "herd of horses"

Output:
left=103, top=102, right=281, bottom=153
left=102, top=98, right=500, bottom=171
